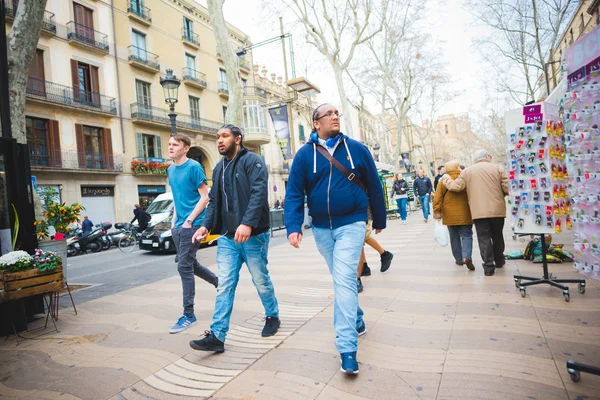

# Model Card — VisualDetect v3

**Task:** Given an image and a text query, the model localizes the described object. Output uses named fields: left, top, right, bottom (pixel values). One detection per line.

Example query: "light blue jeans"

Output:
left=210, top=232, right=279, bottom=343
left=313, top=221, right=366, bottom=354
left=448, top=225, right=473, bottom=263
left=419, top=195, right=430, bottom=220
left=395, top=198, right=408, bottom=221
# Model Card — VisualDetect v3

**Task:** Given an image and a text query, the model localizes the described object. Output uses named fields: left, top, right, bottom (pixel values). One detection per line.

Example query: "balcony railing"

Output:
left=3, top=0, right=18, bottom=19
left=41, top=10, right=57, bottom=34
left=182, top=67, right=207, bottom=88
left=127, top=0, right=151, bottom=23
left=30, top=149, right=123, bottom=172
left=182, top=28, right=200, bottom=47
left=218, top=81, right=229, bottom=94
left=26, top=77, right=117, bottom=115
left=244, top=86, right=267, bottom=99
left=128, top=46, right=160, bottom=71
left=67, top=21, right=110, bottom=53
left=130, top=103, right=222, bottom=134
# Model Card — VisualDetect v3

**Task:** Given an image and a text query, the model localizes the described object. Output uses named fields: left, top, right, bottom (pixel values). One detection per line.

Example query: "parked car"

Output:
left=138, top=216, right=219, bottom=253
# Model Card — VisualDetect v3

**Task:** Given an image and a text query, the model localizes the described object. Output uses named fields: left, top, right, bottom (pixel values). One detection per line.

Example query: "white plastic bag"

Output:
left=434, top=220, right=449, bottom=247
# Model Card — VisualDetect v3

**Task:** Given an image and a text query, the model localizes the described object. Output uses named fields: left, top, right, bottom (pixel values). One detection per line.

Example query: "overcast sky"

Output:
left=196, top=0, right=490, bottom=118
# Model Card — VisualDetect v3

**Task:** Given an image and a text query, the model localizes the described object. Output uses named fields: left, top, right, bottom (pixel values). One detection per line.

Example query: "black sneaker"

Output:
left=189, top=331, right=225, bottom=353
left=380, top=251, right=394, bottom=272
left=261, top=316, right=280, bottom=337
left=361, top=263, right=371, bottom=277
left=357, top=278, right=364, bottom=293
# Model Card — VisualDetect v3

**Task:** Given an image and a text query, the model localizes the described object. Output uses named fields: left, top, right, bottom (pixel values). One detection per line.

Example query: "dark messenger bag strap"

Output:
left=315, top=145, right=367, bottom=192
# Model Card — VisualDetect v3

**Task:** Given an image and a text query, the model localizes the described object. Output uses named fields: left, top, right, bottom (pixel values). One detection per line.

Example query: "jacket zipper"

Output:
left=327, top=163, right=332, bottom=229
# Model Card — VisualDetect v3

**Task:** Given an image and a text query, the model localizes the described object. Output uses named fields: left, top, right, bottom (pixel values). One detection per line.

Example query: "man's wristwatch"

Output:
left=186, top=219, right=193, bottom=225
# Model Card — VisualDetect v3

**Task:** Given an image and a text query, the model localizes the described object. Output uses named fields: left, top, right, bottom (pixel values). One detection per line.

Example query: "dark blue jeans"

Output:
left=447, top=225, right=473, bottom=263
left=172, top=227, right=218, bottom=318
left=395, top=198, right=407, bottom=221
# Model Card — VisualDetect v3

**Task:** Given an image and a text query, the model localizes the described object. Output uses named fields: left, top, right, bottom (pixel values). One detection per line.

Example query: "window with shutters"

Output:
left=183, top=18, right=194, bottom=40
left=75, top=124, right=113, bottom=170
left=73, top=3, right=94, bottom=42
left=83, top=126, right=104, bottom=169
left=71, top=60, right=100, bottom=107
left=137, top=133, right=162, bottom=160
left=189, top=96, right=200, bottom=121
left=136, top=79, right=152, bottom=116
left=26, top=117, right=50, bottom=166
left=298, top=124, right=305, bottom=143
left=222, top=106, right=227, bottom=121
left=27, top=49, right=46, bottom=96
left=185, top=54, right=196, bottom=77
left=132, top=30, right=147, bottom=61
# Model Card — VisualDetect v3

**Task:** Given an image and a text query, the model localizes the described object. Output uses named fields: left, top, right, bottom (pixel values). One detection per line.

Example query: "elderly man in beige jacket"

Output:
left=442, top=149, right=509, bottom=276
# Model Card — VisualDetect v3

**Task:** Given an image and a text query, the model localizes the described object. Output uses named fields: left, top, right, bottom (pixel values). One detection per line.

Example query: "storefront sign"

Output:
left=138, top=185, right=166, bottom=194
left=568, top=66, right=586, bottom=90
left=269, top=105, right=292, bottom=160
left=81, top=186, right=114, bottom=197
left=524, top=113, right=543, bottom=123
left=522, top=105, right=541, bottom=115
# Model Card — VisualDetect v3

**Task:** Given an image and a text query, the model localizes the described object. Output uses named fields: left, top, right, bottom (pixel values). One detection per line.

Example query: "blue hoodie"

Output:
left=284, top=132, right=386, bottom=235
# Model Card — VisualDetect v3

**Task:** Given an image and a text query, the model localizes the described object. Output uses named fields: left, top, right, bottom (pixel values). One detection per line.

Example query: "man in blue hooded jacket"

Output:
left=284, top=103, right=386, bottom=375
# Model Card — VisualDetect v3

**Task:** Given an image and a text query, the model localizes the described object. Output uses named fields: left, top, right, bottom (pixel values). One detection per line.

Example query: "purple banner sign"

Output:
left=524, top=113, right=543, bottom=123
left=586, top=55, right=600, bottom=78
left=522, top=104, right=541, bottom=115
left=568, top=66, right=586, bottom=90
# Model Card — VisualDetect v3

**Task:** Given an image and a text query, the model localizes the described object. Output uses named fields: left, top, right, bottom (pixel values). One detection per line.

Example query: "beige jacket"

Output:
left=442, top=159, right=509, bottom=220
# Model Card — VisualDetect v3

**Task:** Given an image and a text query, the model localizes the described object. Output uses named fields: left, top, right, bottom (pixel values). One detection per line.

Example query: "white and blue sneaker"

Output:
left=340, top=351, right=359, bottom=374
left=357, top=321, right=367, bottom=336
left=169, top=315, right=197, bottom=334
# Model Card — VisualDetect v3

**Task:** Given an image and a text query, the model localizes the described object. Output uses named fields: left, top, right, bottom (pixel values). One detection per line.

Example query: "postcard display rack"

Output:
left=505, top=102, right=585, bottom=302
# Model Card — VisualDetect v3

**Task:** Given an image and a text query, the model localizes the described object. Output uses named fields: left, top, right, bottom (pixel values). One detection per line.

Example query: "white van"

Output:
left=145, top=192, right=174, bottom=226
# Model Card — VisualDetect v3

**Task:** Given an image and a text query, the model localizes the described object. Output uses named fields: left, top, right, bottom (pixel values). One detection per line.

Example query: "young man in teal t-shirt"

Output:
left=167, top=133, right=218, bottom=334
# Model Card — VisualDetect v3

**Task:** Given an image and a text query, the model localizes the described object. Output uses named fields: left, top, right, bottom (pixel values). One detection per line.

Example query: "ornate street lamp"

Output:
left=160, top=69, right=181, bottom=136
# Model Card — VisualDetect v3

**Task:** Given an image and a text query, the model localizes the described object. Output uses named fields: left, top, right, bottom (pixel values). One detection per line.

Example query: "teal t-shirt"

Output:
left=167, top=159, right=208, bottom=228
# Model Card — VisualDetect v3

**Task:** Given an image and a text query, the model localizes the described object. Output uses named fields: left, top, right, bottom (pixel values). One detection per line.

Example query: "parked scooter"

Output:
left=109, top=223, right=130, bottom=246
left=71, top=224, right=107, bottom=254
left=99, top=222, right=112, bottom=250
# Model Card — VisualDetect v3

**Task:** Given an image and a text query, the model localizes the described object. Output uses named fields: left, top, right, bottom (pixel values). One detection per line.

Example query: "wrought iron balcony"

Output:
left=130, top=103, right=222, bottom=134
left=67, top=21, right=110, bottom=53
left=182, top=28, right=200, bottom=48
left=30, top=149, right=123, bottom=172
left=182, top=67, right=207, bottom=89
left=127, top=0, right=151, bottom=25
left=243, top=86, right=267, bottom=99
left=41, top=10, right=57, bottom=35
left=128, top=46, right=160, bottom=72
left=218, top=81, right=229, bottom=97
left=26, top=77, right=117, bottom=115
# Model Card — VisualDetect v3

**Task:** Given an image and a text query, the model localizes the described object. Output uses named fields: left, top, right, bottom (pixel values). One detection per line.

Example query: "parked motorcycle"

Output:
left=71, top=224, right=107, bottom=254
left=99, top=222, right=112, bottom=250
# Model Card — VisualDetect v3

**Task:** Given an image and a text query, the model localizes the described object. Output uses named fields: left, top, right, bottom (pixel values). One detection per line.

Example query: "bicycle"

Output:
left=118, top=227, right=141, bottom=253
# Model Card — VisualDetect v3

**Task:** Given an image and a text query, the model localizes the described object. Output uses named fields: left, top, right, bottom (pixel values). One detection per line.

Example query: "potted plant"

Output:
left=34, top=188, right=84, bottom=280
left=0, top=249, right=63, bottom=301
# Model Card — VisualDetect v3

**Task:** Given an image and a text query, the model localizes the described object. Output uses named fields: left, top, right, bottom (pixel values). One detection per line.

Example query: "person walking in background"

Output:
left=391, top=172, right=409, bottom=223
left=167, top=133, right=218, bottom=334
left=433, top=161, right=474, bottom=270
left=433, top=165, right=446, bottom=192
left=190, top=124, right=280, bottom=353
left=131, top=204, right=151, bottom=232
left=413, top=169, right=433, bottom=222
left=357, top=208, right=394, bottom=292
left=81, top=216, right=94, bottom=234
left=442, top=149, right=509, bottom=276
left=285, top=103, right=386, bottom=375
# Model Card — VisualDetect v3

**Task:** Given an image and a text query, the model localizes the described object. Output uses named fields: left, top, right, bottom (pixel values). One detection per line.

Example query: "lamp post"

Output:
left=160, top=69, right=181, bottom=136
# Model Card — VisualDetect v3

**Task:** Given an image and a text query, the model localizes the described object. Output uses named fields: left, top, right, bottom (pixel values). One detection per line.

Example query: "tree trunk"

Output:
left=206, top=0, right=243, bottom=127
left=6, top=0, right=48, bottom=144
left=332, top=62, right=354, bottom=138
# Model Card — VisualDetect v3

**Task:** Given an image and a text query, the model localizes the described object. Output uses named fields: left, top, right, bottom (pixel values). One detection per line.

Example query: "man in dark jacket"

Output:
left=284, top=103, right=386, bottom=375
left=190, top=124, right=280, bottom=353
left=413, top=169, right=433, bottom=222
left=433, top=165, right=445, bottom=192
left=131, top=204, right=151, bottom=231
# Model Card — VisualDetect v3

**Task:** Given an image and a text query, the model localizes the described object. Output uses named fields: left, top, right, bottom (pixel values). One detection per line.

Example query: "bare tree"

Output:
left=5, top=0, right=48, bottom=144
left=206, top=0, right=243, bottom=126
left=280, top=0, right=388, bottom=138
left=467, top=0, right=576, bottom=104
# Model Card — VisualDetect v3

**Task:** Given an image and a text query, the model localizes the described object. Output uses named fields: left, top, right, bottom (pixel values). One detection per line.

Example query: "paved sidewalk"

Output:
left=1, top=214, right=599, bottom=399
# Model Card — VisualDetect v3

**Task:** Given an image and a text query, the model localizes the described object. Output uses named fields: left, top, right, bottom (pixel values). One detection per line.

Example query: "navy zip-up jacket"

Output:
left=284, top=133, right=386, bottom=236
